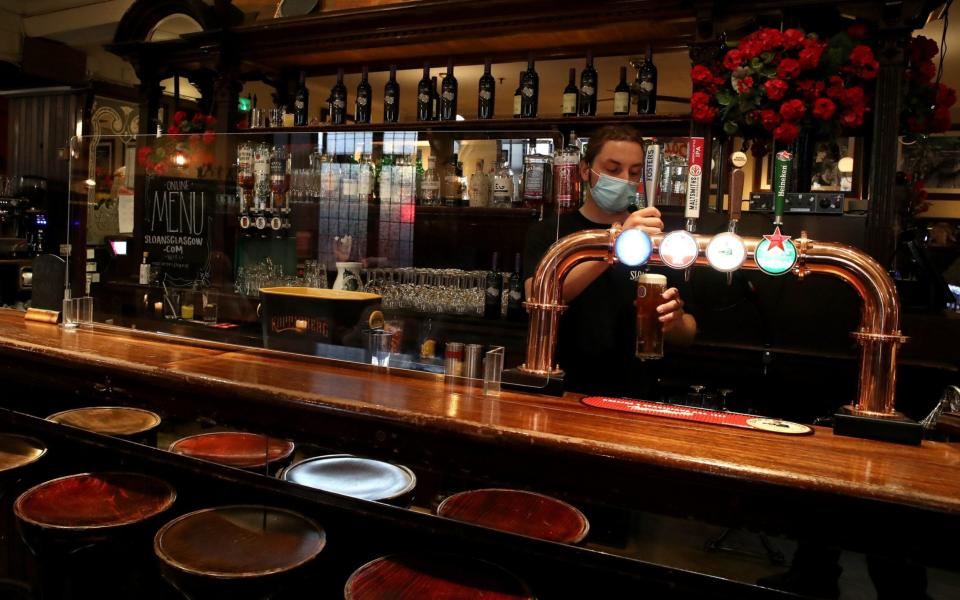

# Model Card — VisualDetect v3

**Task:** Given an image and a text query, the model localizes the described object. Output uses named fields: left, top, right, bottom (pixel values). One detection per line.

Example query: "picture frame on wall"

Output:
left=897, top=131, right=960, bottom=199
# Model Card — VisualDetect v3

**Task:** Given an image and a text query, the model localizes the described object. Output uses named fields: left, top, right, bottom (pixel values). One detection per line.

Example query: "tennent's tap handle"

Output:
left=644, top=143, right=661, bottom=208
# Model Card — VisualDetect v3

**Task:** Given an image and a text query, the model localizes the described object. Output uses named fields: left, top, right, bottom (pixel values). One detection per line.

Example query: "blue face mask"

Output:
left=590, top=169, right=638, bottom=213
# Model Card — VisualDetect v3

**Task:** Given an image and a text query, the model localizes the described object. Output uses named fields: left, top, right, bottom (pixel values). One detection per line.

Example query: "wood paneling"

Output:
left=6, top=92, right=82, bottom=181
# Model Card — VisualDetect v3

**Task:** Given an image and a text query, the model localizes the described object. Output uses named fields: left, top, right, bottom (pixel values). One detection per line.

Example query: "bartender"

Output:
left=524, top=125, right=696, bottom=398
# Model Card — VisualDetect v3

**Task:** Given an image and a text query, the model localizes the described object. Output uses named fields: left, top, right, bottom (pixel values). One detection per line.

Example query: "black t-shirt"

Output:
left=523, top=211, right=695, bottom=398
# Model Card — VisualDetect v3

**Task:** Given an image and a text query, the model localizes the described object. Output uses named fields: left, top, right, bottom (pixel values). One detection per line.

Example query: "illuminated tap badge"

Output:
left=705, top=232, right=747, bottom=272
left=658, top=230, right=699, bottom=269
left=614, top=228, right=653, bottom=267
left=755, top=227, right=797, bottom=276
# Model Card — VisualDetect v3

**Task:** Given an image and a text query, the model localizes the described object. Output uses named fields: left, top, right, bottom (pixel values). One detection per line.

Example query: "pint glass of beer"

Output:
left=636, top=273, right=667, bottom=360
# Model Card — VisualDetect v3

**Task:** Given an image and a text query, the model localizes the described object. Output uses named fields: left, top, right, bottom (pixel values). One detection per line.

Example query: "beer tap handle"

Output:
left=726, top=151, right=746, bottom=286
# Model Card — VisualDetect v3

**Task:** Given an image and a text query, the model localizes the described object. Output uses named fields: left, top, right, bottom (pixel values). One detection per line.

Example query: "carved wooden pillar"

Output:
left=864, top=28, right=910, bottom=264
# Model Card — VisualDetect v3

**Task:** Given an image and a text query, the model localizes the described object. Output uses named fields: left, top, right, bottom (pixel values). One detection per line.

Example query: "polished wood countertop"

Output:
left=1, top=309, right=958, bottom=517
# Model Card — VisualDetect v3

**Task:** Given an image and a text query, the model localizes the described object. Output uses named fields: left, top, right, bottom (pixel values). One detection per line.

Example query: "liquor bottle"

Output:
left=468, top=159, right=490, bottom=207
left=431, top=76, right=440, bottom=121
left=507, top=252, right=524, bottom=321
left=139, top=252, right=151, bottom=285
left=355, top=66, right=372, bottom=124
left=579, top=52, right=598, bottom=116
left=417, top=63, right=433, bottom=121
left=294, top=71, right=309, bottom=126
left=384, top=64, right=400, bottom=123
left=330, top=68, right=347, bottom=125
left=484, top=252, right=502, bottom=319
left=513, top=72, right=523, bottom=118
left=379, top=153, right=393, bottom=202
left=614, top=65, right=631, bottom=116
left=457, top=159, right=469, bottom=207
left=637, top=44, right=658, bottom=114
left=419, top=155, right=440, bottom=205
left=270, top=144, right=287, bottom=208
left=440, top=59, right=458, bottom=121
left=478, top=58, right=495, bottom=119
left=562, top=67, right=578, bottom=117
left=442, top=154, right=461, bottom=206
left=492, top=150, right=515, bottom=208
left=358, top=151, right=374, bottom=202
left=520, top=54, right=539, bottom=118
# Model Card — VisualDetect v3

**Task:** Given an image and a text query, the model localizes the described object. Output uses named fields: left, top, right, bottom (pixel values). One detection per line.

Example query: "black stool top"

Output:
left=14, top=472, right=176, bottom=530
left=47, top=406, right=161, bottom=437
left=345, top=554, right=534, bottom=600
left=169, top=432, right=295, bottom=469
left=438, top=488, right=589, bottom=544
left=0, top=434, right=46, bottom=473
left=279, top=454, right=415, bottom=503
left=154, top=505, right=325, bottom=579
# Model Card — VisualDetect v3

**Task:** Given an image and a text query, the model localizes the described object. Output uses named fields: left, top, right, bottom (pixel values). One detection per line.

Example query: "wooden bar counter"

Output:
left=0, top=309, right=957, bottom=565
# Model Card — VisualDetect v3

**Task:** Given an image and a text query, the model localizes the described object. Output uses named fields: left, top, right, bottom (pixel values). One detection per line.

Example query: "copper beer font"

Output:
left=521, top=226, right=905, bottom=418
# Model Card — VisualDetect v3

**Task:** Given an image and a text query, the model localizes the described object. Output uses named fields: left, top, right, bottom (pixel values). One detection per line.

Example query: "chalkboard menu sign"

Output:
left=143, top=176, right=214, bottom=281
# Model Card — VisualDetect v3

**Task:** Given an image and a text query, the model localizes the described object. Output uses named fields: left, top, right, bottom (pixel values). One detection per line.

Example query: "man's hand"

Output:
left=621, top=206, right=663, bottom=236
left=657, top=287, right=685, bottom=332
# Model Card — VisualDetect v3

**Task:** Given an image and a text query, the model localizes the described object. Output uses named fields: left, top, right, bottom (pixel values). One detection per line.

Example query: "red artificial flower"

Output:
left=795, top=79, right=825, bottom=100
left=691, top=91, right=711, bottom=106
left=779, top=98, right=806, bottom=121
left=192, top=112, right=205, bottom=123
left=782, top=29, right=806, bottom=49
left=202, top=130, right=216, bottom=144
left=840, top=109, right=864, bottom=128
left=692, top=102, right=718, bottom=123
left=173, top=111, right=187, bottom=125
left=937, top=83, right=958, bottom=108
left=812, top=98, right=836, bottom=120
left=858, top=59, right=879, bottom=80
left=911, top=36, right=939, bottom=63
left=849, top=45, right=875, bottom=67
left=166, top=125, right=182, bottom=140
left=774, top=122, right=800, bottom=143
left=759, top=109, right=780, bottom=131
left=799, top=45, right=824, bottom=70
left=205, top=115, right=216, bottom=126
left=691, top=65, right=715, bottom=85
left=756, top=28, right=784, bottom=51
left=841, top=86, right=865, bottom=108
left=739, top=40, right=764, bottom=60
left=764, top=79, right=789, bottom=101
left=931, top=106, right=952, bottom=132
left=776, top=58, right=802, bottom=79
left=723, top=49, right=746, bottom=70
left=826, top=76, right=846, bottom=100
left=137, top=146, right=152, bottom=163
left=736, top=76, right=755, bottom=94
left=916, top=60, right=937, bottom=82
left=847, top=24, right=868, bottom=39
left=153, top=162, right=168, bottom=175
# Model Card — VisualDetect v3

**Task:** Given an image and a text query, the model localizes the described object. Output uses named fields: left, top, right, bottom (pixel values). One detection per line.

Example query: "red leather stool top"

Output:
left=47, top=406, right=161, bottom=437
left=14, top=472, right=176, bottom=530
left=169, top=432, right=295, bottom=469
left=154, top=505, right=325, bottom=580
left=345, top=554, right=534, bottom=600
left=0, top=434, right=46, bottom=473
left=438, top=488, right=589, bottom=544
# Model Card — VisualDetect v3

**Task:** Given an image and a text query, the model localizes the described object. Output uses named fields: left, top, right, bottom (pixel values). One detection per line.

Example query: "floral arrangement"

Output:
left=902, top=35, right=955, bottom=135
left=136, top=111, right=218, bottom=176
left=691, top=25, right=877, bottom=155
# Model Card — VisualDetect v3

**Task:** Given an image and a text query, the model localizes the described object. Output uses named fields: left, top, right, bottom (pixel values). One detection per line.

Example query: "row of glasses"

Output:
left=362, top=268, right=487, bottom=316
left=234, top=259, right=330, bottom=297
left=289, top=168, right=322, bottom=204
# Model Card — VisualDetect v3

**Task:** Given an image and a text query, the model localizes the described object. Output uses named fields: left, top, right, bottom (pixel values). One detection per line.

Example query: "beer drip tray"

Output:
left=501, top=368, right=565, bottom=396
left=833, top=409, right=923, bottom=446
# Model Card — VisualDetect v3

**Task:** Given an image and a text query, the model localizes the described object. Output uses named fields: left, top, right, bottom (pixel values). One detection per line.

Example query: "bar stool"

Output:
left=278, top=454, right=416, bottom=506
left=169, top=432, right=295, bottom=475
left=437, top=488, right=589, bottom=544
left=0, top=434, right=46, bottom=495
left=345, top=554, right=534, bottom=600
left=154, top=505, right=326, bottom=600
left=0, top=434, right=46, bottom=599
left=14, top=472, right=176, bottom=599
left=47, top=406, right=162, bottom=445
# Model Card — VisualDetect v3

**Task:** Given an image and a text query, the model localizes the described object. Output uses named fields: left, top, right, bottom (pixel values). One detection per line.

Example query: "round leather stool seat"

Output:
left=154, top=505, right=326, bottom=599
left=345, top=554, right=534, bottom=600
left=169, top=432, right=295, bottom=471
left=0, top=434, right=46, bottom=475
left=438, top=488, right=589, bottom=544
left=47, top=406, right=161, bottom=443
left=279, top=454, right=416, bottom=505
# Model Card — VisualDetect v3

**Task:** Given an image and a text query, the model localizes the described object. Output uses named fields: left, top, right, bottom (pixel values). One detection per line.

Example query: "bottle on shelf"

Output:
left=492, top=150, right=515, bottom=208
left=562, top=67, right=578, bottom=117
left=637, top=44, right=658, bottom=114
left=468, top=159, right=490, bottom=207
left=139, top=252, right=151, bottom=285
left=507, top=252, right=524, bottom=321
left=513, top=72, right=523, bottom=118
left=270, top=143, right=287, bottom=209
left=478, top=58, right=495, bottom=119
left=484, top=252, right=502, bottom=319
left=253, top=142, right=271, bottom=210
left=419, top=155, right=440, bottom=206
left=440, top=59, right=458, bottom=121
left=384, top=64, right=400, bottom=123
left=330, top=68, right=347, bottom=125
left=579, top=51, right=598, bottom=116
left=417, top=63, right=433, bottom=121
left=520, top=54, right=539, bottom=118
left=431, top=76, right=441, bottom=121
left=358, top=150, right=374, bottom=202
left=379, top=152, right=393, bottom=202
left=457, top=159, right=468, bottom=207
left=294, top=71, right=309, bottom=126
left=614, top=65, right=631, bottom=116
left=355, top=66, right=372, bottom=124
left=553, top=138, right=579, bottom=214
left=442, top=153, right=461, bottom=206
